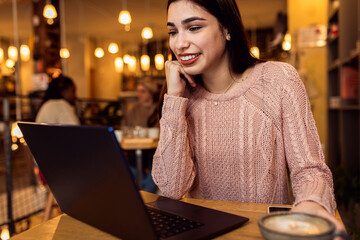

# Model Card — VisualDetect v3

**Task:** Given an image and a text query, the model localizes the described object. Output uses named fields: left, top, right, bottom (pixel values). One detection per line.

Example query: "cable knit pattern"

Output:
left=152, top=61, right=336, bottom=215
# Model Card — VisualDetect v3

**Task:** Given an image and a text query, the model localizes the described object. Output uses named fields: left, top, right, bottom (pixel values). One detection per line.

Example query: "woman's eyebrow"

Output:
left=167, top=16, right=206, bottom=27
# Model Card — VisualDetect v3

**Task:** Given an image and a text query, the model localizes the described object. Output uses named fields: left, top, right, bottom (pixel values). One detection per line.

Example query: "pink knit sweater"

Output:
left=152, top=61, right=336, bottom=215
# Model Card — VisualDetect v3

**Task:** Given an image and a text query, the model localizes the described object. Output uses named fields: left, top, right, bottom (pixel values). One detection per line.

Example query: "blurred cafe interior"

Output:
left=0, top=0, right=359, bottom=239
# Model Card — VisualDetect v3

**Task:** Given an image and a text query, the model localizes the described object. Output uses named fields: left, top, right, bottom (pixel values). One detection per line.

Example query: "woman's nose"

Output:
left=175, top=32, right=190, bottom=50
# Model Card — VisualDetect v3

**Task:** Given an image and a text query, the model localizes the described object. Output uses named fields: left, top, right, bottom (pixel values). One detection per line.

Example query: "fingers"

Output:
left=165, top=60, right=196, bottom=97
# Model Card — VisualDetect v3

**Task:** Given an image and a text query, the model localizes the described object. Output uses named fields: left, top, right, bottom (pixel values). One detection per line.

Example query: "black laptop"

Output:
left=18, top=122, right=249, bottom=240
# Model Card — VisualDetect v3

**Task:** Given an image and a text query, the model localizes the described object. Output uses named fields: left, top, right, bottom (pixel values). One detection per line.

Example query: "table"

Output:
left=120, top=138, right=158, bottom=188
left=11, top=191, right=344, bottom=240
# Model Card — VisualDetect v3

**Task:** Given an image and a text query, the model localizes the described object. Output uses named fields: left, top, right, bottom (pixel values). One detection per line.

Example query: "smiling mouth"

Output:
left=178, top=53, right=201, bottom=65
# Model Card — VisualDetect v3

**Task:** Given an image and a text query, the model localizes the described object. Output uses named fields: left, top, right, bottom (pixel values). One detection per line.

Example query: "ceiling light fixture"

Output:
left=43, top=0, right=57, bottom=20
left=60, top=48, right=70, bottom=59
left=20, top=45, right=30, bottom=61
left=141, top=27, right=153, bottom=40
left=108, top=43, right=119, bottom=54
left=118, top=0, right=131, bottom=31
left=155, top=54, right=164, bottom=70
left=94, top=48, right=104, bottom=58
left=0, top=48, right=4, bottom=63
left=115, top=57, right=124, bottom=72
left=140, top=55, right=150, bottom=71
left=8, top=46, right=18, bottom=61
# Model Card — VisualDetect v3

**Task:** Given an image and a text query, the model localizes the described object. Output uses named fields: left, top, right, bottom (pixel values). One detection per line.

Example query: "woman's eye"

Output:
left=168, top=31, right=177, bottom=36
left=189, top=26, right=201, bottom=32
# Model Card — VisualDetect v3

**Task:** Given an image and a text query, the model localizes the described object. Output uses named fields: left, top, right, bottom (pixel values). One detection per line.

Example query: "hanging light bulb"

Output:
left=141, top=27, right=153, bottom=40
left=1, top=228, right=10, bottom=240
left=140, top=55, right=150, bottom=71
left=43, top=1, right=57, bottom=19
left=115, top=57, right=124, bottom=72
left=60, top=48, right=70, bottom=58
left=94, top=48, right=104, bottom=58
left=108, top=43, right=119, bottom=54
left=168, top=53, right=172, bottom=61
left=0, top=48, right=4, bottom=63
left=8, top=46, right=18, bottom=61
left=20, top=45, right=30, bottom=61
left=250, top=46, right=260, bottom=59
left=5, top=59, right=15, bottom=68
left=282, top=33, right=292, bottom=51
left=155, top=54, right=164, bottom=70
left=118, top=10, right=131, bottom=24
left=123, top=54, right=131, bottom=64
left=128, top=56, right=136, bottom=72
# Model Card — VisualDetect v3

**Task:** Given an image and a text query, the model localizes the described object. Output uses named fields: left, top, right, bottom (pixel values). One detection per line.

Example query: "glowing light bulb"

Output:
left=155, top=54, right=164, bottom=70
left=128, top=56, right=136, bottom=72
left=8, top=46, right=18, bottom=61
left=94, top=48, right=104, bottom=58
left=5, top=59, right=15, bottom=68
left=60, top=48, right=70, bottom=58
left=115, top=57, right=124, bottom=72
left=0, top=48, right=4, bottom=63
left=43, top=3, right=57, bottom=19
left=250, top=46, right=260, bottom=59
left=1, top=228, right=10, bottom=240
left=123, top=54, right=131, bottom=64
left=118, top=10, right=131, bottom=25
left=108, top=43, right=119, bottom=54
left=20, top=45, right=30, bottom=61
left=141, top=55, right=150, bottom=71
left=141, top=27, right=153, bottom=40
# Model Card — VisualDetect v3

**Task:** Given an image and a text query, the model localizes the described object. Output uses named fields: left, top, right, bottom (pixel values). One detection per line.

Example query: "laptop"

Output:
left=18, top=122, right=249, bottom=240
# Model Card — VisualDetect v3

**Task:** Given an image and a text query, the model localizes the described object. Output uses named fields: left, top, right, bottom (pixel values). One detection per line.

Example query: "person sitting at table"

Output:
left=152, top=0, right=346, bottom=235
left=122, top=79, right=160, bottom=193
left=36, top=74, right=80, bottom=125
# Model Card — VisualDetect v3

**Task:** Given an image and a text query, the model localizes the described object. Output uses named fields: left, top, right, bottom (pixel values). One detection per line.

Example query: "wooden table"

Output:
left=11, top=191, right=344, bottom=240
left=120, top=138, right=158, bottom=188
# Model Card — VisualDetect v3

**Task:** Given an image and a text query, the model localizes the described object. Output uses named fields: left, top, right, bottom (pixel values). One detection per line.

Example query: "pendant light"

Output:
left=155, top=54, right=164, bottom=70
left=118, top=0, right=131, bottom=31
left=5, top=59, right=15, bottom=68
left=43, top=0, right=57, bottom=19
left=60, top=48, right=70, bottom=58
left=128, top=56, right=136, bottom=72
left=123, top=54, right=131, bottom=64
left=20, top=44, right=30, bottom=61
left=94, top=48, right=104, bottom=58
left=0, top=48, right=4, bottom=63
left=141, top=27, right=153, bottom=40
left=140, top=55, right=150, bottom=71
left=282, top=33, right=291, bottom=51
left=108, top=43, right=119, bottom=54
left=115, top=57, right=124, bottom=72
left=8, top=46, right=18, bottom=61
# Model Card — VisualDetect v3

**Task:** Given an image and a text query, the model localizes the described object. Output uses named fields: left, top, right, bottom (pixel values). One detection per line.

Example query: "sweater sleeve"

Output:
left=280, top=64, right=336, bottom=215
left=152, top=94, right=196, bottom=199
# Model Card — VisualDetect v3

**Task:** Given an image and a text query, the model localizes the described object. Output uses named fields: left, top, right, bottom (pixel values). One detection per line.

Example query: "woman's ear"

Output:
left=224, top=28, right=231, bottom=41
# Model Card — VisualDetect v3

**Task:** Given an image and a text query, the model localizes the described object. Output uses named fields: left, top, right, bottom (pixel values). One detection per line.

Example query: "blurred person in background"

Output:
left=36, top=74, right=80, bottom=125
left=122, top=79, right=160, bottom=193
left=122, top=79, right=160, bottom=128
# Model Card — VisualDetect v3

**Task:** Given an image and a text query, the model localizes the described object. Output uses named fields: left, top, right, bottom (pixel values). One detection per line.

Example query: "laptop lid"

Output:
left=18, top=122, right=248, bottom=240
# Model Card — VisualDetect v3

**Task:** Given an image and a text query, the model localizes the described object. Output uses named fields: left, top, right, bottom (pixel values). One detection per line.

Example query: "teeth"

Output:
left=180, top=54, right=199, bottom=61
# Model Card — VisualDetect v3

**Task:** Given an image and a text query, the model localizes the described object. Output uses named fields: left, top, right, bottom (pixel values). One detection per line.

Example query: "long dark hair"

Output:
left=40, top=74, right=75, bottom=106
left=159, top=0, right=259, bottom=116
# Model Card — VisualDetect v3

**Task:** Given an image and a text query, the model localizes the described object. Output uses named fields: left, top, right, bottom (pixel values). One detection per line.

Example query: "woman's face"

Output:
left=137, top=84, right=153, bottom=104
left=167, top=0, right=228, bottom=76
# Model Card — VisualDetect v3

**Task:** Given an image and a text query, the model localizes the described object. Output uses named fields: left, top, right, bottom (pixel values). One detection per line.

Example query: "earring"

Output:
left=226, top=33, right=231, bottom=41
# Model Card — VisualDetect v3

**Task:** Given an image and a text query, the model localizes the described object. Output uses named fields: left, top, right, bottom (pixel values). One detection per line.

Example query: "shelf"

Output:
left=342, top=49, right=360, bottom=66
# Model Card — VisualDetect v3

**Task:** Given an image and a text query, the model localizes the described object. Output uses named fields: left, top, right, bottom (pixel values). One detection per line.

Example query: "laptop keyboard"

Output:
left=147, top=206, right=204, bottom=239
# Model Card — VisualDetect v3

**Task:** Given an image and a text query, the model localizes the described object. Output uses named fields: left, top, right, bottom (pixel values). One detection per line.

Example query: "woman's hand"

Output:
left=292, top=201, right=348, bottom=240
left=165, top=60, right=196, bottom=97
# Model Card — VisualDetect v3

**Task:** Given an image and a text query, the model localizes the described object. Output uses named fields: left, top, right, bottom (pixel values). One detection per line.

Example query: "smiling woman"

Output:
left=152, top=0, right=347, bottom=237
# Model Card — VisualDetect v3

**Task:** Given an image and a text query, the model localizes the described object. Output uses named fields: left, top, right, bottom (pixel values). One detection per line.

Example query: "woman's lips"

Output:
left=178, top=53, right=201, bottom=65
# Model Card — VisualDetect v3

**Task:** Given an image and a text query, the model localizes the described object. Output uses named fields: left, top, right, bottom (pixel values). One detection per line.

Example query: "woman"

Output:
left=122, top=80, right=159, bottom=128
left=36, top=74, right=79, bottom=125
left=152, top=0, right=346, bottom=235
